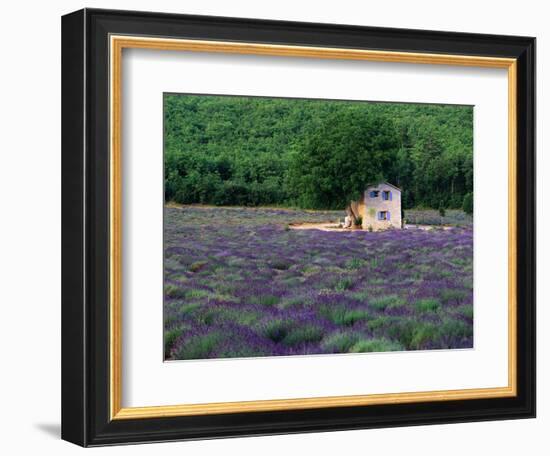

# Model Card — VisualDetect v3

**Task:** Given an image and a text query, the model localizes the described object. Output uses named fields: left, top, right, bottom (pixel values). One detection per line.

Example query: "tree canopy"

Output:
left=164, top=94, right=473, bottom=210
left=286, top=108, right=400, bottom=209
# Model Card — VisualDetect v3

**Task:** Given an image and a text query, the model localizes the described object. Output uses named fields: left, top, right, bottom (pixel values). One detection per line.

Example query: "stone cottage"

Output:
left=348, top=182, right=402, bottom=231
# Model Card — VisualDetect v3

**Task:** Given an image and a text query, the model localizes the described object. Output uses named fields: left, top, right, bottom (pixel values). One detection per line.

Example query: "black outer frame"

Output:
left=61, top=8, right=536, bottom=447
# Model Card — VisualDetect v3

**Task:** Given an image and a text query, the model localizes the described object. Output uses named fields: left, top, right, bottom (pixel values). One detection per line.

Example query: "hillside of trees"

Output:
left=164, top=94, right=473, bottom=211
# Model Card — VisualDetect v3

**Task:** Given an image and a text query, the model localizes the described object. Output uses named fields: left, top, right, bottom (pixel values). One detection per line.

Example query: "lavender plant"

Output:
left=164, top=206, right=473, bottom=360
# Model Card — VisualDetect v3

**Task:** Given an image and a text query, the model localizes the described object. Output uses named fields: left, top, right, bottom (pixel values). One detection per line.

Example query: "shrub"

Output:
left=342, top=309, right=370, bottom=326
left=320, top=306, right=370, bottom=326
left=164, top=327, right=184, bottom=358
left=462, top=192, right=474, bottom=215
left=456, top=304, right=474, bottom=320
left=382, top=319, right=445, bottom=349
left=440, top=289, right=469, bottom=305
left=189, top=261, right=208, bottom=273
left=351, top=290, right=370, bottom=302
left=213, top=343, right=271, bottom=359
left=173, top=332, right=222, bottom=359
left=230, top=310, right=262, bottom=326
left=178, top=302, right=202, bottom=317
left=334, top=277, right=354, bottom=291
left=345, top=258, right=365, bottom=270
left=322, top=332, right=361, bottom=352
left=409, top=322, right=440, bottom=349
left=369, top=257, right=379, bottom=268
left=370, top=295, right=406, bottom=311
left=438, top=201, right=446, bottom=218
left=250, top=294, right=281, bottom=306
left=302, top=265, right=321, bottom=276
left=195, top=308, right=219, bottom=325
left=415, top=298, right=441, bottom=313
left=270, top=259, right=292, bottom=270
left=165, top=284, right=187, bottom=298
left=202, top=307, right=260, bottom=326
left=350, top=338, right=404, bottom=353
left=283, top=325, right=324, bottom=346
left=367, top=315, right=392, bottom=331
left=386, top=319, right=418, bottom=348
left=184, top=288, right=212, bottom=299
left=440, top=318, right=473, bottom=340
left=278, top=296, right=313, bottom=309
left=259, top=319, right=294, bottom=343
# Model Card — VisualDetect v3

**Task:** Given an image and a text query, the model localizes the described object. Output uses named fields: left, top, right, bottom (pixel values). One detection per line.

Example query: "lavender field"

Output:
left=164, top=206, right=473, bottom=361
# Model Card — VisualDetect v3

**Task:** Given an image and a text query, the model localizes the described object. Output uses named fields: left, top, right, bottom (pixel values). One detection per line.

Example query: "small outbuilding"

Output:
left=348, top=182, right=402, bottom=231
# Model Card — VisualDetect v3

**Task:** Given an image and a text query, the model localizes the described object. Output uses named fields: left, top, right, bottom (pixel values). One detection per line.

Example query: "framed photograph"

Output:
left=61, top=8, right=535, bottom=447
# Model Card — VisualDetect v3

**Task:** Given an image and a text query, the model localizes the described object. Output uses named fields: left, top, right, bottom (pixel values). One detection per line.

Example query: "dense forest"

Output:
left=164, top=94, right=473, bottom=211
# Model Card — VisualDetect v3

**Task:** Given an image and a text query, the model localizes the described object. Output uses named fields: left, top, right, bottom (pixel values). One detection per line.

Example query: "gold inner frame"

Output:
left=109, top=35, right=518, bottom=420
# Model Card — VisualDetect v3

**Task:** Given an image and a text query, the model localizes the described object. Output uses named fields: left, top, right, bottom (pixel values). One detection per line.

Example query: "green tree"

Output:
left=462, top=192, right=474, bottom=215
left=163, top=94, right=473, bottom=210
left=286, top=108, right=400, bottom=221
left=438, top=201, right=446, bottom=217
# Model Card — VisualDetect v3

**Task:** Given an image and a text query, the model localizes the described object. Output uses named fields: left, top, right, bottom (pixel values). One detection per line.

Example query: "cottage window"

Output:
left=382, top=190, right=391, bottom=201
left=378, top=211, right=390, bottom=221
left=369, top=190, right=380, bottom=198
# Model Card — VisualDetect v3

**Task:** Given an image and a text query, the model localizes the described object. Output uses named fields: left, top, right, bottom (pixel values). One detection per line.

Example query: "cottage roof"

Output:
left=365, top=182, right=402, bottom=192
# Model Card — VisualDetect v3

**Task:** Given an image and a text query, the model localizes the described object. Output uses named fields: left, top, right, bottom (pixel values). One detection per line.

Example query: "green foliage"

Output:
left=320, top=306, right=370, bottom=326
left=164, top=94, right=473, bottom=210
left=463, top=192, right=474, bottom=215
left=367, top=315, right=392, bottom=331
left=286, top=108, right=400, bottom=209
left=456, top=304, right=474, bottom=320
left=333, top=276, right=354, bottom=292
left=282, top=325, right=325, bottom=346
left=345, top=258, right=366, bottom=270
left=278, top=295, right=313, bottom=309
left=409, top=322, right=441, bottom=349
left=189, top=261, right=208, bottom=273
left=370, top=295, right=406, bottom=311
left=178, top=302, right=202, bottom=317
left=184, top=288, right=212, bottom=299
left=250, top=294, right=281, bottom=307
left=415, top=298, right=441, bottom=313
left=259, top=319, right=294, bottom=343
left=173, top=332, right=222, bottom=359
left=270, top=259, right=292, bottom=270
left=405, top=208, right=472, bottom=226
left=164, top=327, right=184, bottom=358
left=165, top=284, right=187, bottom=298
left=350, top=338, right=404, bottom=353
left=438, top=201, right=446, bottom=218
left=322, top=332, right=361, bottom=352
left=439, top=318, right=473, bottom=341
left=440, top=288, right=469, bottom=305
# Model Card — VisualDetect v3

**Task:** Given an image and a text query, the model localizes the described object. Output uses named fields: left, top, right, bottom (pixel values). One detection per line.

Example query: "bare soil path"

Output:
left=288, top=222, right=347, bottom=232
left=289, top=222, right=454, bottom=231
